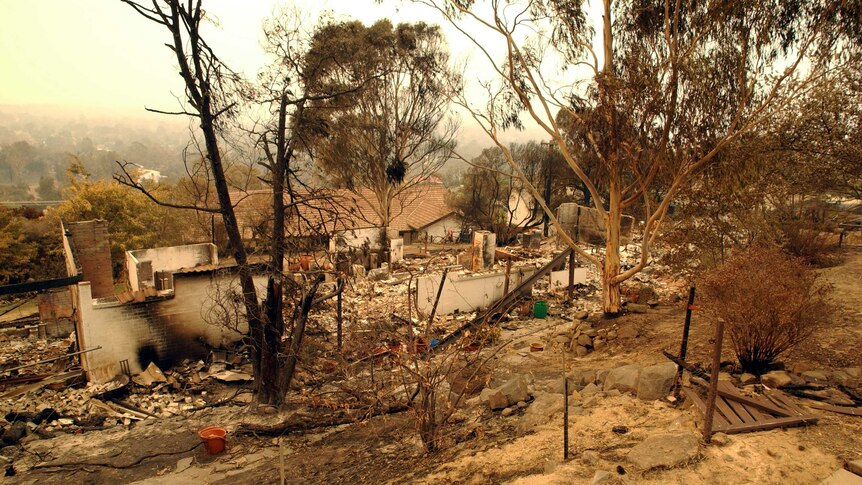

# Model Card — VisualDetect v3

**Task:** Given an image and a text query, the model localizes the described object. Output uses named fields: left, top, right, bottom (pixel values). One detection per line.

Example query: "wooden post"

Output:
left=567, top=249, right=576, bottom=300
left=673, top=286, right=696, bottom=398
left=563, top=351, right=569, bottom=460
left=504, top=258, right=512, bottom=295
left=702, top=318, right=725, bottom=442
left=336, top=276, right=344, bottom=351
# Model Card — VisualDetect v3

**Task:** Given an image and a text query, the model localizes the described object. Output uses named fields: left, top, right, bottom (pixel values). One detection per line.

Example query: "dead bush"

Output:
left=779, top=219, right=840, bottom=267
left=699, top=246, right=831, bottom=375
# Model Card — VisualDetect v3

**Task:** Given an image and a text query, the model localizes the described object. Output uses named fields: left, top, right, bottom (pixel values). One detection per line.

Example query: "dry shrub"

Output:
left=700, top=246, right=831, bottom=375
left=779, top=219, right=840, bottom=267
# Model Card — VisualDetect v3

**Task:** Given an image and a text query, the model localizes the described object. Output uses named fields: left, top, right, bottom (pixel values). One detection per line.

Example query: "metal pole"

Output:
left=673, top=286, right=696, bottom=398
left=703, top=318, right=725, bottom=442
left=563, top=350, right=569, bottom=460
left=504, top=258, right=512, bottom=295
left=567, top=249, right=576, bottom=300
left=336, top=276, right=344, bottom=351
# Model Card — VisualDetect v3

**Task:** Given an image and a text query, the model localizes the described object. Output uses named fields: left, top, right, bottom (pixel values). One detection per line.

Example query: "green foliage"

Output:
left=52, top=179, right=194, bottom=272
left=0, top=208, right=65, bottom=285
left=700, top=246, right=831, bottom=374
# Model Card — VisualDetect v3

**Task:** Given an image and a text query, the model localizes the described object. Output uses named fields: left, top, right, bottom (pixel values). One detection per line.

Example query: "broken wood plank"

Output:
left=765, top=390, right=808, bottom=416
left=683, top=387, right=730, bottom=428
left=717, top=381, right=791, bottom=417
left=0, top=370, right=82, bottom=399
left=714, top=396, right=744, bottom=425
left=724, top=397, right=757, bottom=423
left=720, top=415, right=819, bottom=435
left=805, top=401, right=862, bottom=417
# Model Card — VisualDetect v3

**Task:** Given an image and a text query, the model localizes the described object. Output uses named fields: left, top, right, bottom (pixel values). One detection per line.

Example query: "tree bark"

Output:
left=602, top=177, right=622, bottom=315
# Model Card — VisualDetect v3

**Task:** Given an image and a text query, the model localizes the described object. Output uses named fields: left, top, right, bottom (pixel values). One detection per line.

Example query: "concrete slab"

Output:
left=822, top=469, right=862, bottom=485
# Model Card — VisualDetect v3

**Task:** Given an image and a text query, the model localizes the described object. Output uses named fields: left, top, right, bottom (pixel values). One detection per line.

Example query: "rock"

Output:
left=576, top=345, right=590, bottom=357
left=1, top=422, right=26, bottom=446
left=590, top=470, right=611, bottom=484
left=646, top=300, right=660, bottom=308
left=259, top=405, right=278, bottom=415
left=847, top=459, right=862, bottom=476
left=637, top=362, right=676, bottom=400
left=801, top=370, right=829, bottom=383
left=233, top=392, right=254, bottom=405
left=593, top=338, right=607, bottom=351
left=581, top=450, right=600, bottom=465
left=496, top=375, right=530, bottom=406
left=637, top=286, right=659, bottom=304
left=448, top=364, right=490, bottom=396
left=821, top=469, right=862, bottom=485
left=710, top=433, right=730, bottom=446
left=501, top=407, right=514, bottom=417
left=176, top=457, right=193, bottom=472
left=555, top=335, right=570, bottom=345
left=518, top=392, right=567, bottom=432
left=367, top=268, right=390, bottom=281
left=627, top=431, right=700, bottom=470
left=739, top=373, right=756, bottom=385
left=617, top=326, right=639, bottom=339
left=762, top=370, right=793, bottom=388
left=718, top=372, right=734, bottom=381
left=577, top=334, right=593, bottom=346
left=606, top=330, right=617, bottom=340
left=581, top=382, right=601, bottom=397
left=596, top=368, right=610, bottom=384
left=517, top=401, right=528, bottom=409
left=573, top=310, right=589, bottom=320
left=604, top=364, right=642, bottom=394
left=488, top=391, right=508, bottom=410
left=627, top=303, right=649, bottom=314
left=570, top=369, right=596, bottom=388
left=584, top=329, right=598, bottom=337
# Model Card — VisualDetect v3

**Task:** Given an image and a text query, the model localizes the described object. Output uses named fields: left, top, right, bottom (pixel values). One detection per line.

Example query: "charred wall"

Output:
left=76, top=272, right=262, bottom=383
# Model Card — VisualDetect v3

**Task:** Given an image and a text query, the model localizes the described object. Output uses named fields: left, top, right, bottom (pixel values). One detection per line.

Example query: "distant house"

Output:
left=230, top=183, right=461, bottom=246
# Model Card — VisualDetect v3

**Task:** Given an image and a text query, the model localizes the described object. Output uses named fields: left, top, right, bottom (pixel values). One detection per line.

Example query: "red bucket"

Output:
left=198, top=426, right=227, bottom=455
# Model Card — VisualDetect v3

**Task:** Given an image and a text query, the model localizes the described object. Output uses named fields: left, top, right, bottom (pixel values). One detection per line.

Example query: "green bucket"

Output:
left=533, top=300, right=548, bottom=319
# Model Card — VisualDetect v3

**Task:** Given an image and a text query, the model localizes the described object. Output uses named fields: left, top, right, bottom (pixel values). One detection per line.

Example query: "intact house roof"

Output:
left=229, top=183, right=456, bottom=239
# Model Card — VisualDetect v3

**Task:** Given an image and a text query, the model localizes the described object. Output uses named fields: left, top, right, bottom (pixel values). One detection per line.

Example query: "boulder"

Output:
left=576, top=346, right=590, bottom=357
left=603, top=364, right=642, bottom=394
left=487, top=375, right=530, bottom=410
left=1, top=422, right=26, bottom=446
left=570, top=368, right=596, bottom=388
left=800, top=370, right=829, bottom=383
left=738, top=373, right=756, bottom=385
left=577, top=334, right=593, bottom=347
left=637, top=362, right=677, bottom=400
left=517, top=392, right=567, bottom=432
left=488, top=391, right=509, bottom=410
left=762, top=370, right=792, bottom=388
left=617, top=326, right=639, bottom=339
left=590, top=470, right=611, bottom=484
left=627, top=431, right=700, bottom=470
left=593, top=338, right=607, bottom=351
left=573, top=310, right=589, bottom=320
left=581, top=382, right=601, bottom=397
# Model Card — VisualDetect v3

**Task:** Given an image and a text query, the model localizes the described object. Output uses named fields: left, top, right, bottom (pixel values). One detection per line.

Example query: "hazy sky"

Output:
left=1, top=1, right=487, bottom=108
left=0, top=1, right=603, bottom=146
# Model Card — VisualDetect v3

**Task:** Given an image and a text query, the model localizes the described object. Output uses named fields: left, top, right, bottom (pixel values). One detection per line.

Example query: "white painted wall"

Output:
left=418, top=214, right=461, bottom=242
left=126, top=243, right=217, bottom=291
left=76, top=272, right=265, bottom=383
left=549, top=268, right=589, bottom=292
left=416, top=266, right=537, bottom=316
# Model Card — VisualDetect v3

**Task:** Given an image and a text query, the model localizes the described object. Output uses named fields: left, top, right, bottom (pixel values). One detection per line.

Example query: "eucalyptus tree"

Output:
left=422, top=0, right=857, bottom=313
